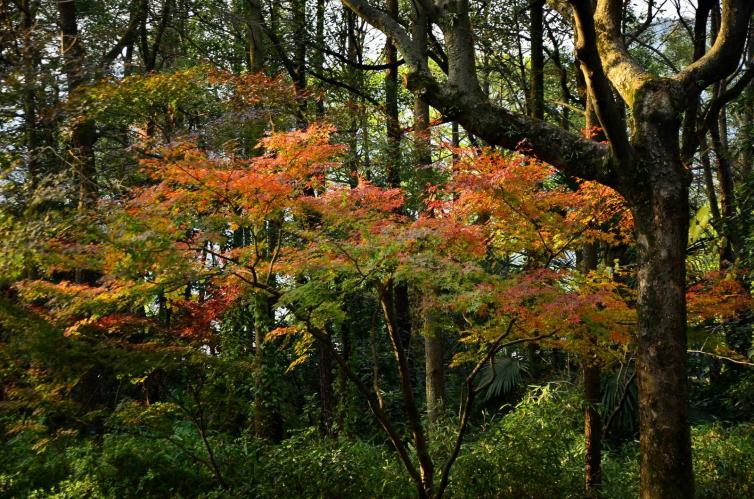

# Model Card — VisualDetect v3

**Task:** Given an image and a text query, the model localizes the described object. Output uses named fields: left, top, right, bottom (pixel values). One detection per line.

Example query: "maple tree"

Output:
left=8, top=81, right=641, bottom=494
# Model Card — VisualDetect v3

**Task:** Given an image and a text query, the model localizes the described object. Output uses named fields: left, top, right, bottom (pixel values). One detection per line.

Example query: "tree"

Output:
left=339, top=1, right=754, bottom=495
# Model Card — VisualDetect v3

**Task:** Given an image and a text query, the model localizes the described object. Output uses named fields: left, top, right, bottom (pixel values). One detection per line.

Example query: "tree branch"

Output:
left=343, top=0, right=615, bottom=185
left=689, top=349, right=754, bottom=367
left=593, top=0, right=656, bottom=106
left=407, top=72, right=617, bottom=185
left=674, top=0, right=754, bottom=98
left=570, top=0, right=633, bottom=167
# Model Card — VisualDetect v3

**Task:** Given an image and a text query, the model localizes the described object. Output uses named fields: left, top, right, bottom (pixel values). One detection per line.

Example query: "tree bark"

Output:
left=317, top=340, right=336, bottom=435
left=630, top=108, right=693, bottom=498
left=57, top=0, right=97, bottom=209
left=246, top=0, right=266, bottom=72
left=424, top=311, right=444, bottom=429
left=253, top=290, right=283, bottom=441
left=385, top=0, right=401, bottom=186
left=583, top=363, right=602, bottom=495
left=529, top=0, right=545, bottom=120
left=580, top=241, right=602, bottom=496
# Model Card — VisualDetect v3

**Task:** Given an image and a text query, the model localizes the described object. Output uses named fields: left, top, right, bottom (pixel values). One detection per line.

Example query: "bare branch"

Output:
left=689, top=349, right=754, bottom=367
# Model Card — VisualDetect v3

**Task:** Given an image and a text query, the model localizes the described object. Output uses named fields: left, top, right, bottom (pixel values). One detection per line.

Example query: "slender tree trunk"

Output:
left=343, top=6, right=360, bottom=185
left=709, top=111, right=741, bottom=265
left=529, top=0, right=545, bottom=120
left=581, top=242, right=602, bottom=495
left=583, top=363, right=602, bottom=494
left=380, top=284, right=433, bottom=497
left=412, top=18, right=443, bottom=423
left=314, top=0, right=326, bottom=116
left=410, top=6, right=442, bottom=429
left=253, top=290, right=283, bottom=441
left=700, top=135, right=723, bottom=224
left=293, top=0, right=307, bottom=127
left=412, top=4, right=430, bottom=166
left=385, top=0, right=400, bottom=186
left=581, top=97, right=603, bottom=493
left=424, top=312, right=444, bottom=429
left=308, top=0, right=335, bottom=435
left=22, top=0, right=39, bottom=189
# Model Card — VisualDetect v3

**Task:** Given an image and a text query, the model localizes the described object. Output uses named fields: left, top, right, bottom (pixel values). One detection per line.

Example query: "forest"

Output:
left=1, top=0, right=754, bottom=497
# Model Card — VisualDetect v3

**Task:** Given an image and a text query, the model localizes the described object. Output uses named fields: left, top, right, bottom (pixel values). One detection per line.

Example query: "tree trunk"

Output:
left=380, top=284, right=433, bottom=497
left=253, top=290, right=283, bottom=441
left=528, top=0, right=545, bottom=120
left=581, top=241, right=602, bottom=495
left=412, top=4, right=431, bottom=166
left=424, top=312, right=444, bottom=429
left=317, top=341, right=336, bottom=435
left=293, top=0, right=307, bottom=127
left=709, top=112, right=741, bottom=265
left=584, top=363, right=602, bottom=495
left=22, top=0, right=40, bottom=189
left=385, top=0, right=401, bottom=186
left=343, top=6, right=360, bottom=185
left=314, top=0, right=325, bottom=116
left=630, top=114, right=693, bottom=498
left=57, top=0, right=98, bottom=209
left=246, top=0, right=266, bottom=72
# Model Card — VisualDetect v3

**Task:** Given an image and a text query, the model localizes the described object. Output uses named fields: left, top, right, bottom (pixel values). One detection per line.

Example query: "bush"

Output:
left=3, top=388, right=753, bottom=498
left=448, top=383, right=585, bottom=498
left=694, top=423, right=754, bottom=498
left=247, top=428, right=412, bottom=499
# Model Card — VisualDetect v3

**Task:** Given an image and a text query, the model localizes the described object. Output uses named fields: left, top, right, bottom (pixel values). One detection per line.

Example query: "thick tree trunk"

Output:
left=630, top=114, right=694, bottom=498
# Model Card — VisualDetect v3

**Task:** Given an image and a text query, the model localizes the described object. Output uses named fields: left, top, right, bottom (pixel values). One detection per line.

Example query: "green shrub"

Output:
left=448, top=383, right=585, bottom=498
left=248, top=428, right=412, bottom=499
left=694, top=423, right=754, bottom=498
left=3, top=388, right=753, bottom=498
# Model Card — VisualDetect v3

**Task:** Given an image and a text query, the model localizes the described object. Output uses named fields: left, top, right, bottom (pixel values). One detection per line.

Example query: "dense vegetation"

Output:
left=1, top=1, right=753, bottom=497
